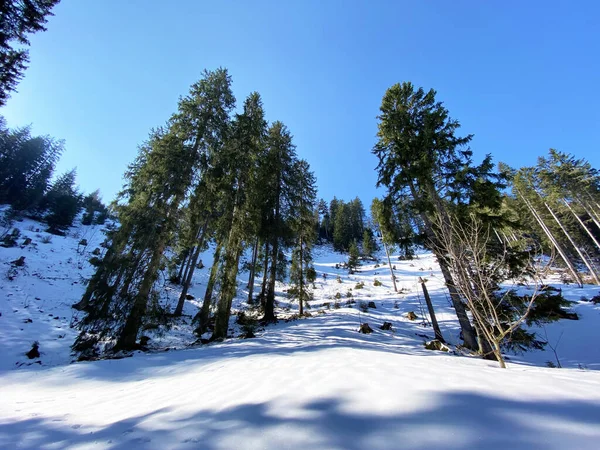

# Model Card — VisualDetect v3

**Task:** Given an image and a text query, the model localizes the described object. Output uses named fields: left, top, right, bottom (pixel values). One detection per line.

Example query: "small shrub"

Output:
left=334, top=301, right=341, bottom=309
left=373, top=279, right=382, bottom=287
left=346, top=290, right=353, bottom=298
left=354, top=282, right=364, bottom=289
left=336, top=275, right=342, bottom=283
left=359, top=301, right=368, bottom=312
left=41, top=235, right=53, bottom=244
left=334, top=292, right=341, bottom=299
left=89, top=256, right=102, bottom=267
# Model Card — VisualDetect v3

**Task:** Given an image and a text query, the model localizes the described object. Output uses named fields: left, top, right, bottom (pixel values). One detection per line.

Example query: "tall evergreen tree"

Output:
left=373, top=82, right=506, bottom=353
left=212, top=92, right=267, bottom=339
left=262, top=121, right=298, bottom=322
left=44, top=168, right=81, bottom=232
left=74, top=69, right=235, bottom=355
left=289, top=159, right=317, bottom=315
left=0, top=123, right=63, bottom=210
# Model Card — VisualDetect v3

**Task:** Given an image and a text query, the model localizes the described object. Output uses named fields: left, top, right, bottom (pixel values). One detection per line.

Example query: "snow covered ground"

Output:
left=1, top=213, right=600, bottom=449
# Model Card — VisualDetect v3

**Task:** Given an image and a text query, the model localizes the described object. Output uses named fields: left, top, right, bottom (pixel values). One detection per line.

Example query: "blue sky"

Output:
left=2, top=1, right=599, bottom=205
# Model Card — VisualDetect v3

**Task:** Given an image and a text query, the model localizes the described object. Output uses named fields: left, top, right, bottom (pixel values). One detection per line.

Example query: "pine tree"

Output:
left=362, top=228, right=375, bottom=257
left=0, top=123, right=63, bottom=210
left=262, top=121, right=298, bottom=322
left=373, top=82, right=506, bottom=352
left=213, top=92, right=267, bottom=339
left=44, top=168, right=81, bottom=232
left=74, top=69, right=235, bottom=355
left=347, top=240, right=360, bottom=273
left=289, top=159, right=317, bottom=315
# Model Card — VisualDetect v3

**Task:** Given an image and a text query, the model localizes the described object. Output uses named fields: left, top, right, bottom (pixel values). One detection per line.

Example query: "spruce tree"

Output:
left=213, top=92, right=267, bottom=339
left=74, top=69, right=235, bottom=355
left=262, top=121, right=298, bottom=322
left=373, top=82, right=505, bottom=352
left=347, top=240, right=360, bottom=273
left=289, top=159, right=317, bottom=315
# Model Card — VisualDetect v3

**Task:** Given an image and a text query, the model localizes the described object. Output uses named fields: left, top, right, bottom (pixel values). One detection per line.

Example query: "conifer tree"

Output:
left=44, top=168, right=81, bottom=232
left=347, top=240, right=360, bottom=273
left=289, top=159, right=317, bottom=315
left=362, top=228, right=375, bottom=258
left=0, top=123, right=63, bottom=210
left=74, top=69, right=235, bottom=355
left=373, top=82, right=506, bottom=352
left=213, top=92, right=267, bottom=339
left=262, top=121, right=298, bottom=322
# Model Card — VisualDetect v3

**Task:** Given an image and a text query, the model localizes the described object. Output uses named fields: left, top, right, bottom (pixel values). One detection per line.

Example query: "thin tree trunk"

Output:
left=419, top=277, right=444, bottom=342
left=175, top=221, right=209, bottom=315
left=195, top=241, right=222, bottom=335
left=177, top=248, right=191, bottom=284
left=264, top=236, right=278, bottom=322
left=567, top=200, right=600, bottom=251
left=545, top=202, right=600, bottom=285
left=299, top=234, right=304, bottom=316
left=259, top=240, right=269, bottom=307
left=519, top=191, right=583, bottom=287
left=381, top=231, right=398, bottom=293
left=247, top=238, right=259, bottom=305
left=180, top=248, right=195, bottom=285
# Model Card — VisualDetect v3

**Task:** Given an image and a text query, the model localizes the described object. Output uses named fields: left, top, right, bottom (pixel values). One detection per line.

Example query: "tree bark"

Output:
left=247, top=238, right=259, bottom=304
left=565, top=200, right=600, bottom=251
left=175, top=220, right=209, bottom=315
left=259, top=240, right=269, bottom=307
left=195, top=241, right=222, bottom=335
left=518, top=191, right=583, bottom=287
left=545, top=201, right=599, bottom=285
left=382, top=239, right=398, bottom=292
left=419, top=277, right=444, bottom=342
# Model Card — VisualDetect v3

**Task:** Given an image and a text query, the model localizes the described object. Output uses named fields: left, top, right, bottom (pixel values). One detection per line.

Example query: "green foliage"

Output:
left=373, top=278, right=382, bottom=286
left=362, top=228, right=376, bottom=257
left=527, top=286, right=577, bottom=324
left=348, top=240, right=360, bottom=272
left=44, top=169, right=82, bottom=231
left=81, top=190, right=108, bottom=225
left=0, top=1, right=60, bottom=105
left=332, top=197, right=365, bottom=251
left=354, top=281, right=364, bottom=289
left=0, top=121, right=64, bottom=210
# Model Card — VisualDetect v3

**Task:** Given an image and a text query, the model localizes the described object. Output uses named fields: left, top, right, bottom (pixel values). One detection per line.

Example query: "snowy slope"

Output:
left=1, top=213, right=600, bottom=448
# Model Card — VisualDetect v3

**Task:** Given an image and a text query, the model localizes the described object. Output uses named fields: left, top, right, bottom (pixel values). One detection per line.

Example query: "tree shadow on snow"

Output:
left=1, top=392, right=599, bottom=449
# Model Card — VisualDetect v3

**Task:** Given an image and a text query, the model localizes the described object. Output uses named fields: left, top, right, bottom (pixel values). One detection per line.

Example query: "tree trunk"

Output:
left=175, top=221, right=209, bottom=316
left=545, top=201, right=599, bottom=285
left=382, top=239, right=398, bottom=292
left=299, top=235, right=304, bottom=316
left=177, top=248, right=191, bottom=284
left=259, top=241, right=269, bottom=307
left=263, top=237, right=278, bottom=322
left=419, top=277, right=444, bottom=342
left=195, top=241, right=222, bottom=335
left=519, top=191, right=583, bottom=287
left=247, top=238, right=259, bottom=304
left=182, top=247, right=196, bottom=285
left=117, top=239, right=166, bottom=350
left=565, top=200, right=600, bottom=251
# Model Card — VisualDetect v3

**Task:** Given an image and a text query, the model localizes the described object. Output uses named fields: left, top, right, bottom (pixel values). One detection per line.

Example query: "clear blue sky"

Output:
left=2, top=1, right=599, bottom=205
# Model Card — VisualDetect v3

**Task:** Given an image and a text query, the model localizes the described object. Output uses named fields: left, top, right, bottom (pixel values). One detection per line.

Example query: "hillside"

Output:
left=1, top=214, right=600, bottom=448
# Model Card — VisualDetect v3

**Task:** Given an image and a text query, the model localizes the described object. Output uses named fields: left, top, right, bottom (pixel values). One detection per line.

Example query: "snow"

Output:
left=1, top=213, right=600, bottom=448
